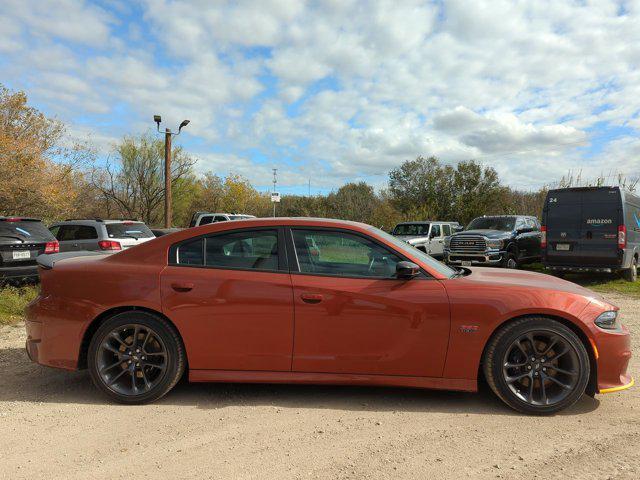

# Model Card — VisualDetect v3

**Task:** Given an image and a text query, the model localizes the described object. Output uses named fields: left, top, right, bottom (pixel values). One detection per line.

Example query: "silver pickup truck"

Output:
left=391, top=221, right=462, bottom=259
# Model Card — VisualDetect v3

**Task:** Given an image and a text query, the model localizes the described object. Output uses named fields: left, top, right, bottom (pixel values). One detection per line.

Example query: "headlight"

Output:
left=486, top=239, right=503, bottom=249
left=595, top=310, right=619, bottom=330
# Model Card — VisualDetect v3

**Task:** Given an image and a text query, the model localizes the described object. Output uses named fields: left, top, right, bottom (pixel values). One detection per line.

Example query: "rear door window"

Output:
left=430, top=225, right=441, bottom=237
left=205, top=230, right=279, bottom=271
left=199, top=216, right=214, bottom=225
left=106, top=222, right=154, bottom=239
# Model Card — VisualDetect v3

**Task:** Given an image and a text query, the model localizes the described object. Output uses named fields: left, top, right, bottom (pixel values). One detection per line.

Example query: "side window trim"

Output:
left=285, top=226, right=429, bottom=279
left=168, top=226, right=288, bottom=272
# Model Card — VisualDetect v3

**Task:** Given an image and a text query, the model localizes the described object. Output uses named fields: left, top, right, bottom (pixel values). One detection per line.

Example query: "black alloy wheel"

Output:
left=484, top=317, right=590, bottom=414
left=88, top=311, right=185, bottom=404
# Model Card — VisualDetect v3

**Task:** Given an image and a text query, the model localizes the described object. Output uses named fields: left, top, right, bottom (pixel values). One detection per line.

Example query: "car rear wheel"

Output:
left=88, top=311, right=185, bottom=404
left=623, top=256, right=638, bottom=282
left=483, top=317, right=590, bottom=414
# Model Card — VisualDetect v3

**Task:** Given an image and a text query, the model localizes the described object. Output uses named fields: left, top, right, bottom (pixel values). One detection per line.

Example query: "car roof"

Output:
left=0, top=216, right=42, bottom=222
left=395, top=221, right=458, bottom=225
left=51, top=219, right=144, bottom=226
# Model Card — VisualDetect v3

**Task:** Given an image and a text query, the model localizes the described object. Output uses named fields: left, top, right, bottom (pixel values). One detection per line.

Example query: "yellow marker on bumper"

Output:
left=600, top=377, right=634, bottom=394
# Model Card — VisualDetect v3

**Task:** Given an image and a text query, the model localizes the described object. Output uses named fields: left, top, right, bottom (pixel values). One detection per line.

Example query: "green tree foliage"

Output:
left=389, top=156, right=509, bottom=225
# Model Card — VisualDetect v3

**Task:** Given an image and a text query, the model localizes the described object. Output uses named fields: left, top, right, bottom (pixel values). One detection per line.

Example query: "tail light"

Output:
left=618, top=225, right=627, bottom=249
left=540, top=226, right=547, bottom=249
left=44, top=241, right=59, bottom=254
left=98, top=240, right=122, bottom=251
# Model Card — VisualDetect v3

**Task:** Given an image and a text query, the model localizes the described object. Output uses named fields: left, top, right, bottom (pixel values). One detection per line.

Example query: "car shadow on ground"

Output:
left=0, top=346, right=600, bottom=417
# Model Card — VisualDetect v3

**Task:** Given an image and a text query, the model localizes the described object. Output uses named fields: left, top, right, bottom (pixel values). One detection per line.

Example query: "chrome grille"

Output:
left=449, top=235, right=486, bottom=253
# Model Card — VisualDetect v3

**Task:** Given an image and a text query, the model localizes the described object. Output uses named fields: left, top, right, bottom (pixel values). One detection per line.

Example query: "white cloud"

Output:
left=1, top=0, right=639, bottom=190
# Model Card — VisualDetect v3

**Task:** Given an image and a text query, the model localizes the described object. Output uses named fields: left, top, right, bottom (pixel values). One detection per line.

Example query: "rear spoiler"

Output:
left=37, top=251, right=107, bottom=270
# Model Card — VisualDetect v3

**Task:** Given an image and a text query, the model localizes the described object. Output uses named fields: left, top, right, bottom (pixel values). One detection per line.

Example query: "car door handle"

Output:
left=301, top=293, right=323, bottom=304
left=171, top=282, right=194, bottom=292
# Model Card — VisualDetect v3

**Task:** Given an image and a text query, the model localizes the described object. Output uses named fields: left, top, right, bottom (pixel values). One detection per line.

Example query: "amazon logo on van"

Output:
left=586, top=218, right=613, bottom=225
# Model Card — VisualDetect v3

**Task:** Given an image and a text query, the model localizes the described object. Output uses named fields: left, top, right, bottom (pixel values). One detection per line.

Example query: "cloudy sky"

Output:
left=1, top=0, right=639, bottom=194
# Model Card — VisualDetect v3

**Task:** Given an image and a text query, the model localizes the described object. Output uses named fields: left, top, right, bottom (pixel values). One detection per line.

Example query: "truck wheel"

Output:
left=623, top=256, right=638, bottom=282
left=502, top=252, right=518, bottom=269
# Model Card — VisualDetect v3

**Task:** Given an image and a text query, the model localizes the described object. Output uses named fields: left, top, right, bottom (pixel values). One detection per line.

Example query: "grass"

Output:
left=0, top=285, right=39, bottom=325
left=523, top=263, right=640, bottom=298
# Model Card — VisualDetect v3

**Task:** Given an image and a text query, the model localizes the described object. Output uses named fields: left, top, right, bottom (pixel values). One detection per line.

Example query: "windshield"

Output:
left=467, top=217, right=516, bottom=232
left=392, top=223, right=430, bottom=236
left=370, top=226, right=456, bottom=278
left=106, top=222, right=154, bottom=239
left=0, top=220, right=55, bottom=241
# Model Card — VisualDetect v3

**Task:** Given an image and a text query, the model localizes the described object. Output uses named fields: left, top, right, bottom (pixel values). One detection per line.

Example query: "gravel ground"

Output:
left=1, top=293, right=638, bottom=480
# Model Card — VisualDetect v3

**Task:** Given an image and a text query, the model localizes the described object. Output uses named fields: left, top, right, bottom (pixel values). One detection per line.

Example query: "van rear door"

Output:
left=545, top=188, right=621, bottom=266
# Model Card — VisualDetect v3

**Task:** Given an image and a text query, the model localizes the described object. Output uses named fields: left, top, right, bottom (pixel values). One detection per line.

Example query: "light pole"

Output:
left=154, top=115, right=190, bottom=228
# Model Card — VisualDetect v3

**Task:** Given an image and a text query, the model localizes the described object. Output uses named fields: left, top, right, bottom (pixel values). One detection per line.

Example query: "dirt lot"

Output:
left=1, top=294, right=638, bottom=480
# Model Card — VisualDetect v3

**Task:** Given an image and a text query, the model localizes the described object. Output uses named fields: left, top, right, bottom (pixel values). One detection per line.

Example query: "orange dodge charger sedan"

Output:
left=25, top=218, right=633, bottom=414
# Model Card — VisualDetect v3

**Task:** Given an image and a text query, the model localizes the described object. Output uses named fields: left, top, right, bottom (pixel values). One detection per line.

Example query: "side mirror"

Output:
left=396, top=261, right=420, bottom=279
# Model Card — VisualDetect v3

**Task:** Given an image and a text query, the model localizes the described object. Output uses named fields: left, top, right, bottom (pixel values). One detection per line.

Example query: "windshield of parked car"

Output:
left=392, top=223, right=430, bottom=236
left=371, top=227, right=457, bottom=278
left=466, top=217, right=516, bottom=232
left=106, top=222, right=154, bottom=239
left=0, top=220, right=55, bottom=241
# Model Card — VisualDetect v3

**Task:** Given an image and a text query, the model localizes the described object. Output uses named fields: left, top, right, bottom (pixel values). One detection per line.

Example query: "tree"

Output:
left=0, top=84, right=90, bottom=221
left=388, top=156, right=506, bottom=225
left=91, top=134, right=196, bottom=225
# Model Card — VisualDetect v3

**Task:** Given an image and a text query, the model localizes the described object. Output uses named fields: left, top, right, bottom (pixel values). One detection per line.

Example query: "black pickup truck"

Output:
left=444, top=215, right=542, bottom=269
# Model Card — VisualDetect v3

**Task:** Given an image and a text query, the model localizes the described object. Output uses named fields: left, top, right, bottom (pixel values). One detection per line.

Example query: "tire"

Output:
left=88, top=311, right=185, bottom=404
left=483, top=317, right=590, bottom=415
left=623, top=256, right=638, bottom=282
left=502, top=251, right=518, bottom=269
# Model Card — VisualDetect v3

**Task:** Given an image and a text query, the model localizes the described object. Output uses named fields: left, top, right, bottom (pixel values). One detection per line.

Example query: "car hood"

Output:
left=394, top=235, right=427, bottom=242
left=460, top=267, right=604, bottom=299
left=452, top=229, right=511, bottom=239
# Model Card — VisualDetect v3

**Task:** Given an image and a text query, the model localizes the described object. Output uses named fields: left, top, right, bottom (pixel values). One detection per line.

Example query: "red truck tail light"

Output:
left=540, top=226, right=547, bottom=249
left=98, top=240, right=122, bottom=251
left=44, top=241, right=59, bottom=254
left=618, top=225, right=627, bottom=249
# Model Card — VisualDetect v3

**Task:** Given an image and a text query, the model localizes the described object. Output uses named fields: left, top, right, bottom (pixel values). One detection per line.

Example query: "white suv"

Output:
left=189, top=212, right=256, bottom=227
left=391, top=221, right=461, bottom=259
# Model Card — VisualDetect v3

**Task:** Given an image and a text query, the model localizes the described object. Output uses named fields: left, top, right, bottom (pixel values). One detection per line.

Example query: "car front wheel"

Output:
left=88, top=311, right=185, bottom=404
left=483, top=317, right=590, bottom=414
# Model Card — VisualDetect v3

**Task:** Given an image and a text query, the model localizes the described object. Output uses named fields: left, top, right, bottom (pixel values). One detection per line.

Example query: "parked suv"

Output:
left=189, top=212, right=256, bottom=228
left=49, top=219, right=155, bottom=252
left=391, top=221, right=461, bottom=259
left=542, top=186, right=640, bottom=281
left=0, top=217, right=59, bottom=283
left=444, top=215, right=541, bottom=268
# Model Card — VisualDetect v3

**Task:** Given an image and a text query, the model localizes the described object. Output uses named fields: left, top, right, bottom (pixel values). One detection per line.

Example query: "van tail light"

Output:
left=98, top=240, right=122, bottom=251
left=618, top=225, right=627, bottom=249
left=44, top=241, right=59, bottom=254
left=540, top=226, right=547, bottom=249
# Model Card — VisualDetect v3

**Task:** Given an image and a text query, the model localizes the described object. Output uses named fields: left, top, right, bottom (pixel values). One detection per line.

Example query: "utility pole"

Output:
left=272, top=168, right=278, bottom=217
left=164, top=128, right=172, bottom=228
left=153, top=115, right=190, bottom=228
